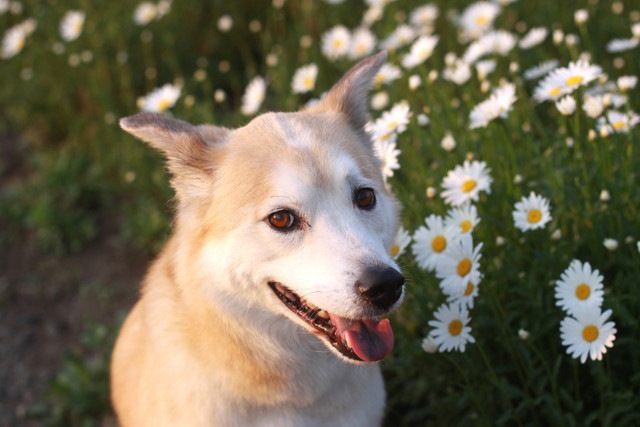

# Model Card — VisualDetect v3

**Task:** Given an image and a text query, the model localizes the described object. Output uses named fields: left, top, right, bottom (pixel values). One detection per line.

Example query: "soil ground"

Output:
left=0, top=226, right=149, bottom=426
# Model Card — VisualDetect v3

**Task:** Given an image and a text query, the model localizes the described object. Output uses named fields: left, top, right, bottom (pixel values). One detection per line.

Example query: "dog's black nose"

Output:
left=356, top=266, right=405, bottom=310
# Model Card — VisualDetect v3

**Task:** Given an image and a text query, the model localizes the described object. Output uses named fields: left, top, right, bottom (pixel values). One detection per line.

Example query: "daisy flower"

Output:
left=617, top=75, right=638, bottom=92
left=428, top=303, right=475, bottom=352
left=603, top=238, right=619, bottom=251
left=291, top=63, right=318, bottom=94
left=411, top=214, right=460, bottom=272
left=477, top=30, right=517, bottom=58
left=606, top=38, right=639, bottom=53
left=380, top=24, right=416, bottom=51
left=447, top=278, right=480, bottom=310
left=409, top=4, right=439, bottom=28
left=574, top=9, right=589, bottom=24
left=533, top=72, right=570, bottom=102
left=435, top=234, right=483, bottom=298
left=348, top=27, right=376, bottom=59
left=519, top=27, right=548, bottom=49
left=560, top=307, right=616, bottom=363
left=60, top=10, right=86, bottom=42
left=421, top=335, right=439, bottom=353
left=558, top=60, right=603, bottom=92
left=441, top=160, right=493, bottom=206
left=368, top=101, right=411, bottom=142
left=240, top=76, right=267, bottom=116
left=555, top=260, right=605, bottom=316
left=445, top=203, right=480, bottom=235
left=440, top=132, right=456, bottom=152
left=582, top=95, right=605, bottom=118
left=139, top=83, right=181, bottom=112
left=321, top=25, right=351, bottom=60
left=475, top=59, right=496, bottom=80
left=389, top=226, right=411, bottom=259
left=512, top=192, right=552, bottom=231
left=555, top=95, right=576, bottom=115
left=443, top=60, right=472, bottom=85
left=458, top=1, right=501, bottom=41
left=133, top=2, right=157, bottom=25
left=469, top=83, right=517, bottom=129
left=597, top=110, right=640, bottom=134
left=401, top=35, right=439, bottom=69
left=372, top=137, right=401, bottom=180
left=373, top=63, right=402, bottom=87
left=1, top=19, right=36, bottom=59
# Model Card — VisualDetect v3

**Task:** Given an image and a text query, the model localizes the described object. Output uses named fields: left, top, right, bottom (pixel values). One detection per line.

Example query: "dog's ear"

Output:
left=306, top=51, right=387, bottom=131
left=120, top=112, right=228, bottom=200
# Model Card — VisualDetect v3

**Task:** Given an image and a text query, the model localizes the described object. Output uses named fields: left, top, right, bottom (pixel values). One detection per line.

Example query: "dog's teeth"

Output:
left=344, top=333, right=353, bottom=349
left=317, top=310, right=329, bottom=319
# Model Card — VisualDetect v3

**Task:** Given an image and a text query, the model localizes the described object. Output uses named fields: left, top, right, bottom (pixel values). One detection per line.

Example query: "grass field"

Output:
left=1, top=0, right=639, bottom=425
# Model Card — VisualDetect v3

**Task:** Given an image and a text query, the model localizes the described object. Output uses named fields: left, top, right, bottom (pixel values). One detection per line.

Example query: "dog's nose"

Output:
left=356, top=266, right=405, bottom=310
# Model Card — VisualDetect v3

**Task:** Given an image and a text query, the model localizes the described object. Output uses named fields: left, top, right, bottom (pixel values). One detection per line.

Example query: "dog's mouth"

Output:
left=268, top=282, right=394, bottom=362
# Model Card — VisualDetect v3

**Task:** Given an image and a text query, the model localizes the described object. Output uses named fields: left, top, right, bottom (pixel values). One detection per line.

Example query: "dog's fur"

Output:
left=111, top=52, right=405, bottom=427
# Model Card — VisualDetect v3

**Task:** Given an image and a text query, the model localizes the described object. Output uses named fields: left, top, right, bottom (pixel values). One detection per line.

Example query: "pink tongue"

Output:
left=329, top=315, right=394, bottom=362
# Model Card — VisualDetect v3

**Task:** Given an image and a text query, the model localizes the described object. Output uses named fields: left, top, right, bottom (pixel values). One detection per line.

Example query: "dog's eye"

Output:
left=355, top=188, right=376, bottom=210
left=267, top=210, right=296, bottom=231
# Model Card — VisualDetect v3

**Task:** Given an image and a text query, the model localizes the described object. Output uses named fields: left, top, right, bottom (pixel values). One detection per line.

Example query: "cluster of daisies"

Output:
left=412, top=160, right=490, bottom=353
left=555, top=260, right=617, bottom=363
left=395, top=155, right=617, bottom=363
left=532, top=59, right=639, bottom=136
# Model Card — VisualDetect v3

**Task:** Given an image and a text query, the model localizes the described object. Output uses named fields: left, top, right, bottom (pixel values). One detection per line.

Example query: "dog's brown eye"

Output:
left=268, top=210, right=296, bottom=231
left=355, top=188, right=376, bottom=210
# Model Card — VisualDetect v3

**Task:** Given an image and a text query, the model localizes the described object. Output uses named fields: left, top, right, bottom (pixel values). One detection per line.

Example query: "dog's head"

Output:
left=121, top=52, right=405, bottom=363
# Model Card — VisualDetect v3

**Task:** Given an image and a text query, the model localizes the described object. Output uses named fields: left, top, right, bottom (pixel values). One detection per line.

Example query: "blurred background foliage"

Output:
left=1, top=0, right=639, bottom=426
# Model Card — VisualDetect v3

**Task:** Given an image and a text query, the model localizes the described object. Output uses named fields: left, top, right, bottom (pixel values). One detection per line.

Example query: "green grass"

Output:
left=1, top=0, right=639, bottom=425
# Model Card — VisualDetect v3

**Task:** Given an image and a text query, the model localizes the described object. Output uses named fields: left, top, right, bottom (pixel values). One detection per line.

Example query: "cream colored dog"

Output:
left=111, top=51, right=405, bottom=427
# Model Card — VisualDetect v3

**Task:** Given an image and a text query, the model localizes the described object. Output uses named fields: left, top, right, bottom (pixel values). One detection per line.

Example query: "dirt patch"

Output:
left=0, top=226, right=150, bottom=426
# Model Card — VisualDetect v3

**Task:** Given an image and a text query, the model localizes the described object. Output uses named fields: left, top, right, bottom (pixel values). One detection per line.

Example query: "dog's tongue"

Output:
left=329, top=315, right=394, bottom=362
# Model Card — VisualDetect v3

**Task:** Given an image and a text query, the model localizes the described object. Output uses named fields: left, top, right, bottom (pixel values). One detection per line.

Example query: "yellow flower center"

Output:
left=157, top=99, right=172, bottom=111
left=386, top=120, right=399, bottom=130
left=464, top=281, right=474, bottom=296
left=548, top=87, right=562, bottom=97
left=448, top=319, right=463, bottom=336
left=461, top=179, right=477, bottom=193
left=575, top=283, right=591, bottom=300
left=457, top=258, right=472, bottom=277
left=380, top=131, right=394, bottom=142
left=612, top=121, right=626, bottom=130
left=303, top=77, right=313, bottom=89
left=332, top=39, right=344, bottom=49
left=431, top=235, right=446, bottom=253
left=566, top=75, right=584, bottom=86
left=582, top=325, right=599, bottom=343
left=390, top=244, right=400, bottom=257
left=475, top=15, right=489, bottom=26
left=460, top=220, right=472, bottom=233
left=527, top=209, right=542, bottom=224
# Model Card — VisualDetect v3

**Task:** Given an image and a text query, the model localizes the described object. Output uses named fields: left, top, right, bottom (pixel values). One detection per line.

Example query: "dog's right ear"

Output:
left=120, top=112, right=228, bottom=200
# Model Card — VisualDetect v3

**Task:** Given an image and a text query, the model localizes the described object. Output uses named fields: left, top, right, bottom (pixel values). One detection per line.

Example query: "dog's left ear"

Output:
left=306, top=51, right=387, bottom=131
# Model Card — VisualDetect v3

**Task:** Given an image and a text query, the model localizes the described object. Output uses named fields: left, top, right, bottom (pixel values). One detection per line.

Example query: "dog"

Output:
left=110, top=51, right=405, bottom=427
